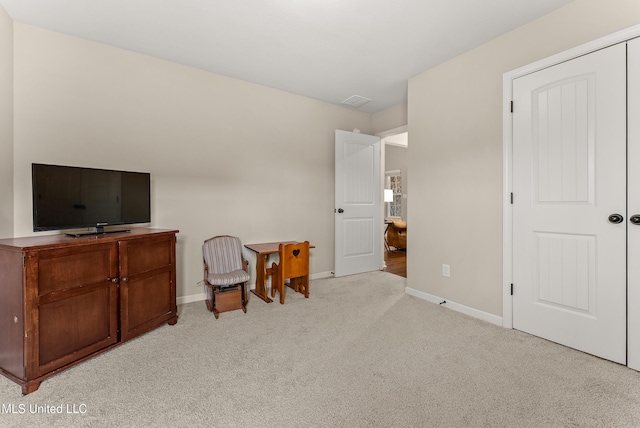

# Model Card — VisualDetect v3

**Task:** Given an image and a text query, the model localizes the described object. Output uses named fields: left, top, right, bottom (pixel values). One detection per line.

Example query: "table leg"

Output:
left=250, top=253, right=273, bottom=303
left=384, top=223, right=392, bottom=253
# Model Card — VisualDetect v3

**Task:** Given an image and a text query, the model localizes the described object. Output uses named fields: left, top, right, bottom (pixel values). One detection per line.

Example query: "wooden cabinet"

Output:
left=0, top=228, right=178, bottom=394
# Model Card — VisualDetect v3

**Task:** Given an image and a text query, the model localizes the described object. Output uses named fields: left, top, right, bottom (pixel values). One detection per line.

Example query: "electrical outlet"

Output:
left=442, top=264, right=450, bottom=278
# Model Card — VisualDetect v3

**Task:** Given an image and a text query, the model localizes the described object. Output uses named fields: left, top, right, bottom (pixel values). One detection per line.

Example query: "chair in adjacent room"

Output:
left=202, top=235, right=250, bottom=319
left=270, top=241, right=310, bottom=304
left=386, top=219, right=407, bottom=251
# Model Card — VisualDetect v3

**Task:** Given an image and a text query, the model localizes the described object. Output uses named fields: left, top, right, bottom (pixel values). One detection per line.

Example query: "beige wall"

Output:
left=12, top=24, right=373, bottom=300
left=372, top=103, right=407, bottom=135
left=0, top=6, right=13, bottom=239
left=407, top=0, right=640, bottom=317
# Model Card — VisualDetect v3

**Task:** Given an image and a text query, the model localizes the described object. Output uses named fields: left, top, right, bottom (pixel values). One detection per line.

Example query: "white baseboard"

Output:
left=310, top=270, right=334, bottom=280
left=177, top=270, right=334, bottom=305
left=404, top=287, right=503, bottom=327
left=177, top=292, right=207, bottom=305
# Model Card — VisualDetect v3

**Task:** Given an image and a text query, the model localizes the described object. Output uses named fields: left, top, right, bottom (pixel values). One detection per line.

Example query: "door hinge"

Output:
left=511, top=283, right=514, bottom=296
left=510, top=193, right=513, bottom=204
left=22, top=256, right=25, bottom=268
left=510, top=101, right=514, bottom=113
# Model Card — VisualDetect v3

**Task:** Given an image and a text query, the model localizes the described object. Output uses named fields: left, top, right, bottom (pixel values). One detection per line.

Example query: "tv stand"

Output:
left=0, top=228, right=178, bottom=394
left=66, top=228, right=131, bottom=237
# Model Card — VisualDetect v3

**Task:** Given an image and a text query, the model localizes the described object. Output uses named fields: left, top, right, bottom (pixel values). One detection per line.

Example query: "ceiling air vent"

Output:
left=341, top=95, right=372, bottom=109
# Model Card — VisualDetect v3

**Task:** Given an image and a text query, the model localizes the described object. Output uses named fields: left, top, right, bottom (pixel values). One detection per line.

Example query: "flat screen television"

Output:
left=32, top=163, right=151, bottom=236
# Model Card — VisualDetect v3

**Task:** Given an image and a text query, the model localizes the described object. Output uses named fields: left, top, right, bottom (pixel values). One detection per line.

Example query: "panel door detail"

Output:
left=334, top=130, right=382, bottom=277
left=512, top=43, right=627, bottom=364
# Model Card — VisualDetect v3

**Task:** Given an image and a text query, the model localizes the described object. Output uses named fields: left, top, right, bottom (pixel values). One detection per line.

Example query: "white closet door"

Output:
left=512, top=43, right=627, bottom=364
left=628, top=37, right=640, bottom=370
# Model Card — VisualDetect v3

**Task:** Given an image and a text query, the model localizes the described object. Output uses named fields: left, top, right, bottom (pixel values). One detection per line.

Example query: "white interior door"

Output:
left=628, top=37, right=640, bottom=370
left=334, top=130, right=382, bottom=277
left=512, top=43, right=627, bottom=364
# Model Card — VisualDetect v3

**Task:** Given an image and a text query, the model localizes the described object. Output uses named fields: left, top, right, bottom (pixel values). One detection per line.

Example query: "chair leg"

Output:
left=270, top=262, right=278, bottom=298
left=290, top=277, right=301, bottom=292
left=271, top=262, right=286, bottom=303
left=302, top=275, right=309, bottom=298
left=210, top=287, right=219, bottom=319
left=288, top=277, right=309, bottom=298
left=276, top=264, right=285, bottom=304
left=279, top=280, right=285, bottom=304
left=205, top=285, right=220, bottom=316
left=241, top=282, right=247, bottom=313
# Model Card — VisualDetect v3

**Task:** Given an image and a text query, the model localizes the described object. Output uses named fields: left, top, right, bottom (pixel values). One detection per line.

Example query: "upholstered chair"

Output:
left=202, top=235, right=250, bottom=318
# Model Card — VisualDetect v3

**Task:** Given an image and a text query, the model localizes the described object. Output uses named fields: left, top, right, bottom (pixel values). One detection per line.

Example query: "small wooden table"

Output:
left=244, top=241, right=314, bottom=303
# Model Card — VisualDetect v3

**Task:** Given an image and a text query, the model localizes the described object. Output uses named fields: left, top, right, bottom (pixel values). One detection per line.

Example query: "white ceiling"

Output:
left=0, top=0, right=574, bottom=113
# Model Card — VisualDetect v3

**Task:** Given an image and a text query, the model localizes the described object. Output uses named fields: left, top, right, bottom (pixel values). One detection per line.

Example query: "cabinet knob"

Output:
left=110, top=278, right=119, bottom=283
left=122, top=277, right=129, bottom=282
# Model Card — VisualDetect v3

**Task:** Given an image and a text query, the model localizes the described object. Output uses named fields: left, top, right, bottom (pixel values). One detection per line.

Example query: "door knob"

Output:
left=608, top=214, right=624, bottom=224
left=630, top=215, right=640, bottom=225
left=337, top=208, right=344, bottom=213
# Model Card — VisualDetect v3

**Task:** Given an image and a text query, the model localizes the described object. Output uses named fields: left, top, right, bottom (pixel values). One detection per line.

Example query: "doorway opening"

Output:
left=378, top=126, right=408, bottom=277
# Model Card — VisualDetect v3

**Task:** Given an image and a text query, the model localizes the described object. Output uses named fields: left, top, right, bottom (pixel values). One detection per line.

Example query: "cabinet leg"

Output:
left=22, top=380, right=41, bottom=395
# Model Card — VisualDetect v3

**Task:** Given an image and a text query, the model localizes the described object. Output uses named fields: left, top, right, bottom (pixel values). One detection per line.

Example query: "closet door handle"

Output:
left=630, top=215, right=640, bottom=225
left=608, top=214, right=624, bottom=224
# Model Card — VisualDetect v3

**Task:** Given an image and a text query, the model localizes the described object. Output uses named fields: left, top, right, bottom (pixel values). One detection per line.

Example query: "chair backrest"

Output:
left=203, top=236, right=244, bottom=274
left=278, top=241, right=310, bottom=279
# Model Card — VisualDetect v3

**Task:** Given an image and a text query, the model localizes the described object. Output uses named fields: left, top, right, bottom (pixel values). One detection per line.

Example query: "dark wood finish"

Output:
left=34, top=242, right=119, bottom=377
left=384, top=249, right=407, bottom=278
left=244, top=241, right=315, bottom=303
left=0, top=250, right=25, bottom=382
left=213, top=288, right=245, bottom=313
left=119, top=234, right=178, bottom=341
left=0, top=228, right=178, bottom=394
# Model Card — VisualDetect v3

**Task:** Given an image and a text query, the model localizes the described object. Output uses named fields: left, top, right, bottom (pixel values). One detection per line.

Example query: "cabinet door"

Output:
left=119, top=234, right=177, bottom=341
left=32, top=242, right=119, bottom=377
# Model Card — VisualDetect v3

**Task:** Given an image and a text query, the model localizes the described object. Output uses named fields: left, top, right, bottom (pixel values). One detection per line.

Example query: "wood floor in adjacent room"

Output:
left=384, top=249, right=406, bottom=277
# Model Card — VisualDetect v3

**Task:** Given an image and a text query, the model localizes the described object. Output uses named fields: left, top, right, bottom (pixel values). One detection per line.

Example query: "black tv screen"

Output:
left=32, top=163, right=151, bottom=233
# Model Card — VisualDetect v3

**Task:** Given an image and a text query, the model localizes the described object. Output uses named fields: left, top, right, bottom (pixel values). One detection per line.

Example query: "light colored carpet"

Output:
left=1, top=271, right=640, bottom=427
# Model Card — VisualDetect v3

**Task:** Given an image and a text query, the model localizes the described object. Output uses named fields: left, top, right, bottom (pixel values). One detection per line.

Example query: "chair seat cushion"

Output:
left=207, top=269, right=250, bottom=286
